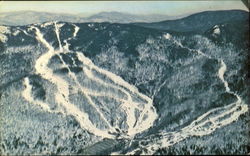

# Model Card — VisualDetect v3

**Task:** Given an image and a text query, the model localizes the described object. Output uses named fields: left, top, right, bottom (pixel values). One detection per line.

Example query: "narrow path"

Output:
left=123, top=33, right=248, bottom=155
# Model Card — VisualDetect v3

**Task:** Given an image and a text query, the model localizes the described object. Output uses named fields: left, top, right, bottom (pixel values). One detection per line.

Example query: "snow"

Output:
left=213, top=25, right=220, bottom=35
left=13, top=30, right=20, bottom=36
left=163, top=33, right=172, bottom=40
left=24, top=23, right=158, bottom=139
left=88, top=23, right=94, bottom=28
left=0, top=26, right=10, bottom=42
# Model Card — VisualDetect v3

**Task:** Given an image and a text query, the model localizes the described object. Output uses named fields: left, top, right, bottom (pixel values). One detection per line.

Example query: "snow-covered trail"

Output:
left=22, top=22, right=158, bottom=139
left=121, top=33, right=248, bottom=155
left=57, top=22, right=158, bottom=137
left=21, top=23, right=248, bottom=154
left=28, top=24, right=116, bottom=138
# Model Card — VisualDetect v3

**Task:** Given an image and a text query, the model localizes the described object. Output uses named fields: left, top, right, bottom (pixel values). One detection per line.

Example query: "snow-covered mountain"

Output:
left=0, top=10, right=249, bottom=155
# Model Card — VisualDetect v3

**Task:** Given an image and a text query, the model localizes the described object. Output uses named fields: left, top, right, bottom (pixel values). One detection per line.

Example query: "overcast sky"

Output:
left=0, top=1, right=248, bottom=16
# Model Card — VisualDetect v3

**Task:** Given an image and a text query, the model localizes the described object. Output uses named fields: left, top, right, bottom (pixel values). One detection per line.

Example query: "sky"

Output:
left=0, top=1, right=248, bottom=16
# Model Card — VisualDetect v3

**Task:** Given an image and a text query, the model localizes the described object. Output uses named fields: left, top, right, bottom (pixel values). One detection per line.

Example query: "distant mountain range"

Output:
left=134, top=10, right=249, bottom=32
left=0, top=11, right=187, bottom=26
left=86, top=11, right=186, bottom=23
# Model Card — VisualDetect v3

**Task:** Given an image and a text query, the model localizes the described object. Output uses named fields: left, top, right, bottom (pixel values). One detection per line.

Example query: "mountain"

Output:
left=0, top=11, right=182, bottom=26
left=85, top=11, right=186, bottom=23
left=0, top=10, right=249, bottom=155
left=0, top=11, right=84, bottom=26
left=134, top=10, right=249, bottom=32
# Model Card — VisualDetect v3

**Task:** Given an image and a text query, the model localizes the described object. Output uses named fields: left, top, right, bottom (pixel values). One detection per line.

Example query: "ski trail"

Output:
left=17, top=28, right=33, bottom=38
left=54, top=22, right=63, bottom=51
left=63, top=23, right=79, bottom=51
left=22, top=23, right=158, bottom=139
left=127, top=99, right=247, bottom=155
left=21, top=24, right=247, bottom=154
left=76, top=52, right=157, bottom=136
left=53, top=22, right=115, bottom=131
left=121, top=33, right=248, bottom=155
left=29, top=24, right=116, bottom=139
left=56, top=23, right=135, bottom=134
left=164, top=33, right=211, bottom=58
left=60, top=23, right=157, bottom=137
left=218, top=60, right=230, bottom=92
left=72, top=24, right=80, bottom=37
